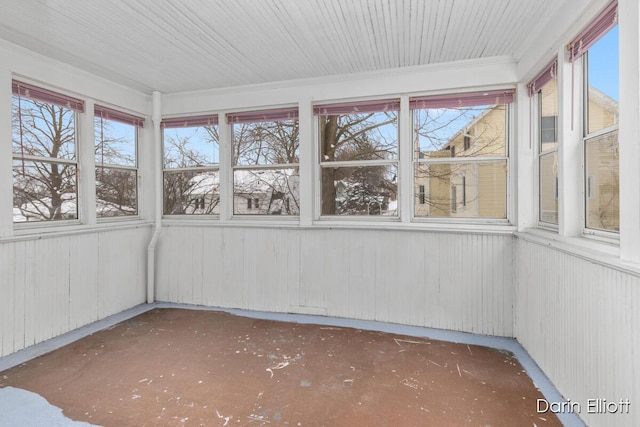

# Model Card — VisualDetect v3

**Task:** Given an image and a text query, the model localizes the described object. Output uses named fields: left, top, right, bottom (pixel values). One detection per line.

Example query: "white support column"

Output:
left=399, top=95, right=412, bottom=223
left=557, top=47, right=583, bottom=238
left=515, top=82, right=534, bottom=231
left=146, top=90, right=163, bottom=304
left=137, top=108, right=153, bottom=220
left=218, top=112, right=232, bottom=221
left=298, top=97, right=314, bottom=226
left=0, top=68, right=13, bottom=236
left=152, top=92, right=162, bottom=226
left=619, top=0, right=640, bottom=264
left=78, top=98, right=96, bottom=225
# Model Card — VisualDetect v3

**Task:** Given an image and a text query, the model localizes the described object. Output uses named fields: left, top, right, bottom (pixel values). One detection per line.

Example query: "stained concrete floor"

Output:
left=0, top=308, right=563, bottom=426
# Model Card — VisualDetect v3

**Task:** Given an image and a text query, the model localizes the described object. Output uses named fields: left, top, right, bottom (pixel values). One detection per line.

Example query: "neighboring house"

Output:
left=415, top=81, right=618, bottom=225
left=15, top=193, right=136, bottom=221
left=537, top=80, right=619, bottom=230
left=415, top=105, right=507, bottom=219
left=15, top=193, right=78, bottom=221
left=184, top=169, right=300, bottom=215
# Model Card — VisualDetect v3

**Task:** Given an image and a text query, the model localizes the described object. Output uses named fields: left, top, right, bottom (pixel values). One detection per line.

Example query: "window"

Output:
left=540, top=115, right=558, bottom=143
left=463, top=135, right=471, bottom=151
left=12, top=81, right=83, bottom=222
left=419, top=185, right=426, bottom=205
left=315, top=99, right=399, bottom=216
left=451, top=185, right=457, bottom=213
left=228, top=107, right=299, bottom=216
left=411, top=90, right=513, bottom=219
left=94, top=105, right=143, bottom=217
left=529, top=59, right=559, bottom=226
left=569, top=0, right=618, bottom=232
left=462, top=176, right=467, bottom=207
left=162, top=115, right=219, bottom=215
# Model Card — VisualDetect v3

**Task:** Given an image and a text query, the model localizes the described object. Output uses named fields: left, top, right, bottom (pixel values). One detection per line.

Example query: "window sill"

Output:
left=162, top=216, right=516, bottom=235
left=2, top=220, right=154, bottom=243
left=516, top=228, right=640, bottom=277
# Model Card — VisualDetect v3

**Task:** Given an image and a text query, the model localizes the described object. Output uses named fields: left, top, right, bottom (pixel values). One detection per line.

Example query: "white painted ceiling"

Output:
left=0, top=0, right=563, bottom=94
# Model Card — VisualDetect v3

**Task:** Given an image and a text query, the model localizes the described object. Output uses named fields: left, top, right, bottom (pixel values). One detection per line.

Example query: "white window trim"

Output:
left=411, top=103, right=513, bottom=224
left=12, top=94, right=81, bottom=226
left=94, top=115, right=140, bottom=221
left=230, top=117, right=301, bottom=218
left=315, top=103, right=400, bottom=220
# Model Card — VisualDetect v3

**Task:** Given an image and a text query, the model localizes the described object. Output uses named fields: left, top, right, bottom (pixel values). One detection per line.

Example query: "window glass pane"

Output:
left=585, top=130, right=619, bottom=232
left=539, top=152, right=558, bottom=225
left=319, top=112, right=398, bottom=162
left=414, top=161, right=506, bottom=219
left=163, top=170, right=220, bottom=215
left=539, top=76, right=559, bottom=153
left=321, top=165, right=397, bottom=216
left=13, top=160, right=78, bottom=222
left=587, top=25, right=618, bottom=135
left=233, top=168, right=300, bottom=215
left=95, top=117, right=136, bottom=167
left=12, top=96, right=76, bottom=160
left=96, top=167, right=137, bottom=217
left=163, top=126, right=219, bottom=168
left=414, top=105, right=505, bottom=158
left=233, top=120, right=299, bottom=166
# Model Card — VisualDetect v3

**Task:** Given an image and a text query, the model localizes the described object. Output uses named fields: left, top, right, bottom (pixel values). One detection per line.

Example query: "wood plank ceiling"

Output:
left=0, top=0, right=562, bottom=94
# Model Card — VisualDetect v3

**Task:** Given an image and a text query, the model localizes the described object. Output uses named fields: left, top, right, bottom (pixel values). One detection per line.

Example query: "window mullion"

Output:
left=218, top=114, right=233, bottom=221
left=79, top=98, right=97, bottom=225
left=399, top=95, right=412, bottom=223
left=0, top=69, right=13, bottom=235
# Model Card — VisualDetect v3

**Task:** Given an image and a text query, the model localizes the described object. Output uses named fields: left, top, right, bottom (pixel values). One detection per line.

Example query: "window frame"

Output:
left=228, top=107, right=300, bottom=217
left=161, top=115, right=220, bottom=217
left=315, top=98, right=400, bottom=219
left=410, top=90, right=513, bottom=223
left=581, top=43, right=620, bottom=237
left=11, top=81, right=83, bottom=226
left=94, top=105, right=143, bottom=220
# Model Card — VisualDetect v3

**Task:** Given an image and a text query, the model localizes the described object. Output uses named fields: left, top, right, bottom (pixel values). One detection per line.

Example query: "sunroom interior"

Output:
left=0, top=0, right=638, bottom=426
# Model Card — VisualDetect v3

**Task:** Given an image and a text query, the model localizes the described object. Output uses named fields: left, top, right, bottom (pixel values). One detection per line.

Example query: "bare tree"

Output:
left=232, top=120, right=300, bottom=215
left=319, top=112, right=397, bottom=215
left=163, top=129, right=220, bottom=215
left=12, top=98, right=77, bottom=220
left=413, top=105, right=507, bottom=218
left=95, top=117, right=138, bottom=216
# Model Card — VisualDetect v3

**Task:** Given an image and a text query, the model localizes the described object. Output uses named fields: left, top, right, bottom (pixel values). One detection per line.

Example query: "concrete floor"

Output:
left=0, top=305, right=581, bottom=427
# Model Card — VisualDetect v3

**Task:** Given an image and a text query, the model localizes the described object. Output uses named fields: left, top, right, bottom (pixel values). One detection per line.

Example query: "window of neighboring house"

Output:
left=94, top=105, right=143, bottom=218
left=463, top=135, right=471, bottom=151
left=11, top=81, right=83, bottom=223
left=419, top=185, right=426, bottom=205
left=315, top=99, right=399, bottom=217
left=228, top=107, right=299, bottom=216
left=462, top=176, right=467, bottom=207
left=451, top=185, right=457, bottom=213
left=161, top=115, right=219, bottom=215
left=569, top=0, right=618, bottom=233
left=529, top=58, right=559, bottom=226
left=411, top=90, right=513, bottom=219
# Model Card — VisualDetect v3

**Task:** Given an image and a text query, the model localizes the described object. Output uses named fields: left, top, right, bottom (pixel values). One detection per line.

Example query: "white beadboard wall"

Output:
left=0, top=226, right=151, bottom=358
left=156, top=226, right=514, bottom=337
left=515, top=238, right=640, bottom=427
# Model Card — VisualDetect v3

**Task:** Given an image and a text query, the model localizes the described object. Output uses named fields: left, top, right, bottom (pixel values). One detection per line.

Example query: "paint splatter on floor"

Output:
left=0, top=387, right=99, bottom=427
